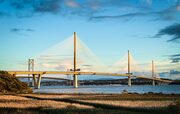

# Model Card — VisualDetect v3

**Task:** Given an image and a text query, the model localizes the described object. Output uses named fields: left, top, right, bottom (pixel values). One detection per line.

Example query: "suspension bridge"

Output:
left=7, top=32, right=172, bottom=89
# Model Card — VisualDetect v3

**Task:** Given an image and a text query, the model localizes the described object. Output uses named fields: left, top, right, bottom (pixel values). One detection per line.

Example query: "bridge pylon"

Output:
left=73, top=32, right=78, bottom=88
left=28, top=59, right=34, bottom=86
left=127, top=50, right=132, bottom=86
left=152, top=60, right=155, bottom=86
left=28, top=59, right=42, bottom=89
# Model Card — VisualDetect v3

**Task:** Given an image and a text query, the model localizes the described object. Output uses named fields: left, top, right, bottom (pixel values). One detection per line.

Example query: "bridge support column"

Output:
left=152, top=60, right=155, bottom=86
left=32, top=74, right=36, bottom=88
left=152, top=80, right=155, bottom=86
left=36, top=74, right=42, bottom=89
left=73, top=74, right=78, bottom=88
left=128, top=76, right=131, bottom=86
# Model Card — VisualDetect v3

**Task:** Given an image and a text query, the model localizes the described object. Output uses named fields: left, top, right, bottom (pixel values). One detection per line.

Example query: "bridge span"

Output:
left=8, top=71, right=172, bottom=89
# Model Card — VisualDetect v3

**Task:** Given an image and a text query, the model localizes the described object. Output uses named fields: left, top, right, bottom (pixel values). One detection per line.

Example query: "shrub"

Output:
left=0, top=70, right=32, bottom=94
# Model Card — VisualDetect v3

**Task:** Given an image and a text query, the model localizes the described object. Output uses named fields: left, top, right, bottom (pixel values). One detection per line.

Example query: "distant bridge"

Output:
left=7, top=32, right=172, bottom=89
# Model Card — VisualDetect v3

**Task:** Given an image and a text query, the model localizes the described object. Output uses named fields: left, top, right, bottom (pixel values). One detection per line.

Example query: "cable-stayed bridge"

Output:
left=7, top=32, right=172, bottom=89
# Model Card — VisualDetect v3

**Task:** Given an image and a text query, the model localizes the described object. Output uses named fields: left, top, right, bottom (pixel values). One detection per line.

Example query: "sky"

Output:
left=0, top=0, right=180, bottom=79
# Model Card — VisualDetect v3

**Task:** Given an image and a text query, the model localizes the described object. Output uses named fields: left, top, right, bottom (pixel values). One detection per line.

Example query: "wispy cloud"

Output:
left=34, top=0, right=61, bottom=13
left=90, top=12, right=148, bottom=21
left=90, top=0, right=180, bottom=21
left=153, top=23, right=180, bottom=42
left=169, top=54, right=180, bottom=63
left=65, top=0, right=80, bottom=8
left=0, top=0, right=179, bottom=21
left=10, top=28, right=35, bottom=32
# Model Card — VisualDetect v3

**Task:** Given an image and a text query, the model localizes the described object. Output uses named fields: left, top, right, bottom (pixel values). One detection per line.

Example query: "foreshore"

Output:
left=0, top=93, right=179, bottom=114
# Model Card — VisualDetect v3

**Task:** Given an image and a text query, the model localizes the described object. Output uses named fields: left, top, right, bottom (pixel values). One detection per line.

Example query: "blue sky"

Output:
left=0, top=0, right=180, bottom=76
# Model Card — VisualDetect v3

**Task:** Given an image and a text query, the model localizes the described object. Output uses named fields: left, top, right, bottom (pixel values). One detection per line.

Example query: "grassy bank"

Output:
left=0, top=71, right=32, bottom=94
left=0, top=93, right=179, bottom=114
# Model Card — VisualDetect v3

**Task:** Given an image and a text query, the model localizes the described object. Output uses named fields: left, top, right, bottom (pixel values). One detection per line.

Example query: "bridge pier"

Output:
left=73, top=74, right=78, bottom=88
left=32, top=74, right=36, bottom=87
left=128, top=76, right=131, bottom=86
left=36, top=74, right=42, bottom=89
left=32, top=74, right=42, bottom=89
left=152, top=80, right=155, bottom=86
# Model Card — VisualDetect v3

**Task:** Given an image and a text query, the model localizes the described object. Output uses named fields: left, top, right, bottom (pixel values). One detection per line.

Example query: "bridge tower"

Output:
left=152, top=60, right=155, bottom=86
left=73, top=32, right=78, bottom=88
left=127, top=50, right=132, bottom=86
left=28, top=59, right=34, bottom=86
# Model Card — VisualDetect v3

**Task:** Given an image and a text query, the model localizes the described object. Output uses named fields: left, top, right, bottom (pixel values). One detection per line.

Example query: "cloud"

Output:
left=90, top=12, right=148, bottom=21
left=10, top=28, right=35, bottom=32
left=153, top=23, right=180, bottom=42
left=26, top=28, right=35, bottom=32
left=90, top=0, right=180, bottom=21
left=0, top=0, right=179, bottom=21
left=65, top=0, right=80, bottom=8
left=10, top=28, right=22, bottom=32
left=170, top=58, right=180, bottom=63
left=90, top=5, right=180, bottom=22
left=34, top=0, right=62, bottom=13
left=144, top=0, right=152, bottom=6
left=2, top=0, right=62, bottom=17
left=169, top=54, right=180, bottom=63
left=10, top=1, right=26, bottom=10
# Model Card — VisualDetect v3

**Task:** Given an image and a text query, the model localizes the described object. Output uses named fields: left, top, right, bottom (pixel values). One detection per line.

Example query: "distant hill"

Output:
left=169, top=80, right=180, bottom=85
left=0, top=71, right=32, bottom=94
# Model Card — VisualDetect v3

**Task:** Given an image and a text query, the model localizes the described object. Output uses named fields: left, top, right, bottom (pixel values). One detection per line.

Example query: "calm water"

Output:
left=34, top=85, right=180, bottom=94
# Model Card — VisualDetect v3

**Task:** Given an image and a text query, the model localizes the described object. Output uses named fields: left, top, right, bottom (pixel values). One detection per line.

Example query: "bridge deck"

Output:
left=8, top=71, right=171, bottom=83
left=17, top=76, right=70, bottom=81
left=8, top=71, right=128, bottom=76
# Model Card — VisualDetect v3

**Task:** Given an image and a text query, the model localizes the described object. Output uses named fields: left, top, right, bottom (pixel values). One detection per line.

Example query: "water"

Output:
left=34, top=85, right=180, bottom=94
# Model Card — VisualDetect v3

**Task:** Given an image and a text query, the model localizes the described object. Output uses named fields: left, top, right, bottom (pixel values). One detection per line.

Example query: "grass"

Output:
left=0, top=105, right=179, bottom=114
left=0, top=71, right=32, bottom=94
left=0, top=108, right=159, bottom=114
left=21, top=93, right=180, bottom=101
left=0, top=93, right=179, bottom=114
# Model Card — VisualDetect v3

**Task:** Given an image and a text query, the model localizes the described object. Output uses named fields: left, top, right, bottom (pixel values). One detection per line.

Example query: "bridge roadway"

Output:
left=17, top=76, right=71, bottom=81
left=8, top=71, right=172, bottom=84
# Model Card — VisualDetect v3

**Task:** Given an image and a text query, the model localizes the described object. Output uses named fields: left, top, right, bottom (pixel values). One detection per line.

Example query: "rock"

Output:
left=122, top=89, right=128, bottom=94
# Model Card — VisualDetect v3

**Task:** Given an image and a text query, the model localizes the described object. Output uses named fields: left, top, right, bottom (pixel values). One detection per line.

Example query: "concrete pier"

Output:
left=73, top=74, right=78, bottom=88
left=37, top=74, right=42, bottom=89
left=128, top=76, right=131, bottom=86
left=32, top=74, right=36, bottom=87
